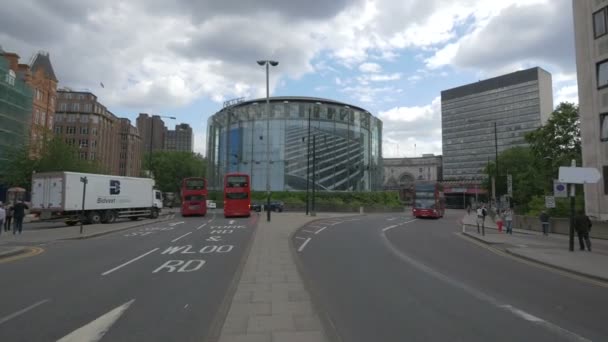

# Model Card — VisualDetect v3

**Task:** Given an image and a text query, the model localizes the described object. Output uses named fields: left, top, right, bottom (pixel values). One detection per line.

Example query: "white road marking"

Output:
left=169, top=221, right=185, bottom=227
left=399, top=219, right=418, bottom=226
left=102, top=249, right=159, bottom=276
left=387, top=217, right=396, bottom=221
left=229, top=220, right=235, bottom=224
left=171, top=232, right=192, bottom=242
left=196, top=223, right=207, bottom=230
left=57, top=299, right=135, bottom=342
left=184, top=304, right=189, bottom=309
left=295, top=236, right=307, bottom=240
left=381, top=232, right=591, bottom=342
left=382, top=225, right=397, bottom=232
left=314, top=226, right=327, bottom=235
left=302, top=230, right=315, bottom=233
left=0, top=299, right=50, bottom=325
left=297, top=237, right=312, bottom=252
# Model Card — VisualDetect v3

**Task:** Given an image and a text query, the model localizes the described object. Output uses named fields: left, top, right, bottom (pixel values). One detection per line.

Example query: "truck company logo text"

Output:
left=98, top=197, right=117, bottom=204
left=110, top=180, right=121, bottom=195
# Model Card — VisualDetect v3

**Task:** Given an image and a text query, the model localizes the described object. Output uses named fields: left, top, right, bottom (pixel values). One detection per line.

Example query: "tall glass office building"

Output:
left=207, top=97, right=383, bottom=191
left=441, top=67, right=553, bottom=180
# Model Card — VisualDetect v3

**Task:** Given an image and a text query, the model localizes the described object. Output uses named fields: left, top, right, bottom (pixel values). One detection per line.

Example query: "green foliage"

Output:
left=148, top=151, right=206, bottom=193
left=527, top=193, right=585, bottom=217
left=483, top=102, right=583, bottom=216
left=1, top=137, right=101, bottom=191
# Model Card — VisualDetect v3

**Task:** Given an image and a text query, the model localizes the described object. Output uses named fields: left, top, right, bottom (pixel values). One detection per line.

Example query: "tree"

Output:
left=525, top=102, right=581, bottom=192
left=148, top=151, right=207, bottom=193
left=0, top=137, right=101, bottom=191
left=483, top=147, right=545, bottom=212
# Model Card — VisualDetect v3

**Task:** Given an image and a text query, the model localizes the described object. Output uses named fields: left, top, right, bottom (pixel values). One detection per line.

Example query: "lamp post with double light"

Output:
left=257, top=60, right=279, bottom=222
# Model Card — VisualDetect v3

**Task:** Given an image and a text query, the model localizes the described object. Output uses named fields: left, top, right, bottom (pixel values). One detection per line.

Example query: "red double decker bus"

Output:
left=224, top=173, right=251, bottom=218
left=181, top=177, right=208, bottom=217
left=412, top=182, right=445, bottom=219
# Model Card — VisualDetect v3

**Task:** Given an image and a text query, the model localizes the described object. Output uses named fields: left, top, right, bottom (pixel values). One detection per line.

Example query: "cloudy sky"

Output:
left=0, top=0, right=577, bottom=157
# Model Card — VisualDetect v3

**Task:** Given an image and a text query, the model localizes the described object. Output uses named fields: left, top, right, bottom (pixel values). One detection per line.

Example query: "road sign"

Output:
left=545, top=196, right=556, bottom=209
left=507, top=174, right=513, bottom=196
left=558, top=167, right=601, bottom=184
left=553, top=181, right=568, bottom=198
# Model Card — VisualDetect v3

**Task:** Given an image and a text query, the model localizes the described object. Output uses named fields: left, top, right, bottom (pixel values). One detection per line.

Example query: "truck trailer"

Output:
left=31, top=172, right=163, bottom=224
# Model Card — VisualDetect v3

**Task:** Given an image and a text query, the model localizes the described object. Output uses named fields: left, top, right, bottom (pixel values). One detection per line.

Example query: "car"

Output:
left=250, top=202, right=262, bottom=212
left=264, top=201, right=284, bottom=212
left=206, top=200, right=217, bottom=209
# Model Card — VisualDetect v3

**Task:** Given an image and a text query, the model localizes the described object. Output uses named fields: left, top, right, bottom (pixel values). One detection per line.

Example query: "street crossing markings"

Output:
left=297, top=237, right=312, bottom=252
left=57, top=299, right=135, bottom=342
left=0, top=299, right=50, bottom=325
left=102, top=248, right=159, bottom=276
left=314, top=226, right=327, bottom=235
left=171, top=232, right=193, bottom=242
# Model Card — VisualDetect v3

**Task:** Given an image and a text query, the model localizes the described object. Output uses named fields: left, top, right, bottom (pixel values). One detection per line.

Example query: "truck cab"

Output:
left=154, top=190, right=163, bottom=210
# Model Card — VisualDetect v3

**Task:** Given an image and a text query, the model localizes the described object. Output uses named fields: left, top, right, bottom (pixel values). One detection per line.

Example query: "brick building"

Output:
left=54, top=90, right=120, bottom=174
left=136, top=113, right=167, bottom=156
left=1, top=51, right=58, bottom=156
left=165, top=123, right=193, bottom=152
left=118, top=118, right=143, bottom=177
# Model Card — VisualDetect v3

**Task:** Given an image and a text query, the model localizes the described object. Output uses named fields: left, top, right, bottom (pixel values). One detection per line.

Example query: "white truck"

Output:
left=31, top=172, right=163, bottom=225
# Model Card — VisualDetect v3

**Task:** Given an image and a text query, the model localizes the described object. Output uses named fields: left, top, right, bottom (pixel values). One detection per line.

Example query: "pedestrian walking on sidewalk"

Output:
left=574, top=210, right=592, bottom=251
left=12, top=200, right=28, bottom=235
left=476, top=204, right=487, bottom=235
left=0, top=203, right=5, bottom=236
left=539, top=210, right=550, bottom=236
left=504, top=208, right=513, bottom=235
left=4, top=204, right=12, bottom=232
left=496, top=209, right=504, bottom=233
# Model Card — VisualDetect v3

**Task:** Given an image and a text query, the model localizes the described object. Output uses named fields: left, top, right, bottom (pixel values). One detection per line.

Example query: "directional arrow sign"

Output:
left=57, top=299, right=135, bottom=342
left=558, top=167, right=601, bottom=184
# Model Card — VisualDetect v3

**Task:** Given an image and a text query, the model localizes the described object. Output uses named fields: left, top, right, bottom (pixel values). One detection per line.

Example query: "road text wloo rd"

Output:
left=152, top=244, right=235, bottom=273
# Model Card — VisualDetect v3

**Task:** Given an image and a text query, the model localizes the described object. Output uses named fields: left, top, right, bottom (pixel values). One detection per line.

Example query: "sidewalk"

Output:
left=461, top=212, right=608, bottom=282
left=217, top=212, right=356, bottom=342
left=0, top=209, right=178, bottom=245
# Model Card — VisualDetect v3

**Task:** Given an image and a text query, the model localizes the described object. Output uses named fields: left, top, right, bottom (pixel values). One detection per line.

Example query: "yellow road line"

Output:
left=455, top=232, right=608, bottom=289
left=0, top=247, right=44, bottom=264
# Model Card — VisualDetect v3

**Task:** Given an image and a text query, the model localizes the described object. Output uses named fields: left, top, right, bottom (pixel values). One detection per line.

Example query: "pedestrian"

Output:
left=574, top=210, right=592, bottom=251
left=539, top=210, right=550, bottom=236
left=496, top=209, right=504, bottom=233
left=0, top=203, right=5, bottom=236
left=12, top=200, right=28, bottom=235
left=476, top=204, right=487, bottom=235
left=504, top=208, right=514, bottom=235
left=4, top=203, right=12, bottom=232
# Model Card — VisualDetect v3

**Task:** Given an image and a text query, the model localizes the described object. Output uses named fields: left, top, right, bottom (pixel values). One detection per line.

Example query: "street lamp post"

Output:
left=148, top=115, right=176, bottom=175
left=257, top=60, right=279, bottom=222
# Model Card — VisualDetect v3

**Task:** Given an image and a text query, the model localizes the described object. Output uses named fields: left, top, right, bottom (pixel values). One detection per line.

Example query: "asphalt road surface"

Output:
left=0, top=209, right=257, bottom=342
left=293, top=211, right=608, bottom=342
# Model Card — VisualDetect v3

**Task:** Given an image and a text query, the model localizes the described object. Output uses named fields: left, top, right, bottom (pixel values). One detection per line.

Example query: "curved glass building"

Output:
left=207, top=96, right=383, bottom=191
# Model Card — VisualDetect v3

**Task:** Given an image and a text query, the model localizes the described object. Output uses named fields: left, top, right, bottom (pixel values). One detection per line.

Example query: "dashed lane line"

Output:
left=101, top=248, right=159, bottom=276
left=0, top=299, right=50, bottom=325
left=171, top=231, right=193, bottom=242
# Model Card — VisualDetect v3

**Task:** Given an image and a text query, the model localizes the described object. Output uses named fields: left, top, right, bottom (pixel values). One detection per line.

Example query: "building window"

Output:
left=597, top=60, right=608, bottom=89
left=6, top=70, right=15, bottom=85
left=84, top=104, right=92, bottom=112
left=66, top=126, right=76, bottom=134
left=79, top=152, right=87, bottom=160
left=41, top=111, right=46, bottom=125
left=595, top=8, right=607, bottom=38
left=60, top=103, right=67, bottom=111
left=79, top=94, right=85, bottom=100
left=72, top=103, right=80, bottom=111
left=67, top=114, right=77, bottom=122
left=54, top=126, right=62, bottom=134
left=91, top=127, right=97, bottom=135
left=66, top=93, right=72, bottom=99
left=80, top=114, right=89, bottom=123
left=79, top=139, right=88, bottom=148
left=36, top=89, right=43, bottom=101
left=91, top=140, right=97, bottom=148
left=90, top=152, right=95, bottom=160
left=80, top=127, right=89, bottom=135
left=602, top=114, right=608, bottom=142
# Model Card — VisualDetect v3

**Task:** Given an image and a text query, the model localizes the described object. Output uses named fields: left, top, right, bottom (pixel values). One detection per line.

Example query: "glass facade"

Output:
left=207, top=97, right=383, bottom=191
left=441, top=71, right=551, bottom=180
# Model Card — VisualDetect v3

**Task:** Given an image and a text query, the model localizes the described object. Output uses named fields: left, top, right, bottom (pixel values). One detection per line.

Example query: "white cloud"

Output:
left=369, top=73, right=402, bottom=81
left=359, top=62, right=382, bottom=73
left=379, top=97, right=442, bottom=158
left=555, top=84, right=579, bottom=105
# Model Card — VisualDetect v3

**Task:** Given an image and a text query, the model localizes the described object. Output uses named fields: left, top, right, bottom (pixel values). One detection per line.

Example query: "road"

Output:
left=293, top=211, right=608, bottom=342
left=0, top=209, right=257, bottom=342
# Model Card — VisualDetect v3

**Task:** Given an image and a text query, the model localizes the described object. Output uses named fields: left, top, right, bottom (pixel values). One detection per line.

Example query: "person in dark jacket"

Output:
left=574, top=210, right=592, bottom=251
left=539, top=211, right=550, bottom=236
left=12, top=200, right=28, bottom=235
